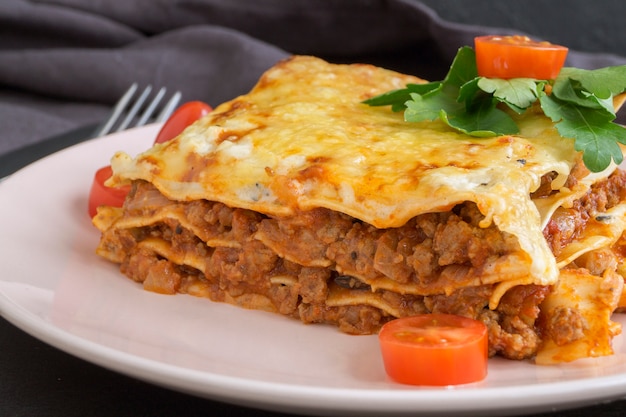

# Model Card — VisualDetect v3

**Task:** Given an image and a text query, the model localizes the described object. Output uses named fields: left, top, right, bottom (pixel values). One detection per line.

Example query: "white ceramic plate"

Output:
left=2, top=124, right=626, bottom=417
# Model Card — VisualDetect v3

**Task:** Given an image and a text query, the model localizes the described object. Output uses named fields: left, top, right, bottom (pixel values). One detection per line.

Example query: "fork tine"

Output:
left=155, top=91, right=182, bottom=122
left=136, top=87, right=166, bottom=127
left=116, top=85, right=152, bottom=132
left=92, top=83, right=183, bottom=139
left=93, top=83, right=138, bottom=137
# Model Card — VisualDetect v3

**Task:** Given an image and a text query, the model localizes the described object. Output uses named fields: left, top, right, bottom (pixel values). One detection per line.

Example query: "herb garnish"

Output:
left=363, top=46, right=626, bottom=172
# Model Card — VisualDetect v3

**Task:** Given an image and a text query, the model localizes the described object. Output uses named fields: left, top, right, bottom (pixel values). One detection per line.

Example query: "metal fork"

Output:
left=92, top=83, right=182, bottom=138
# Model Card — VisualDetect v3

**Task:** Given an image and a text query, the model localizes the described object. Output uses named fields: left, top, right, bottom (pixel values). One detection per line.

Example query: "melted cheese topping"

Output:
left=109, top=56, right=596, bottom=288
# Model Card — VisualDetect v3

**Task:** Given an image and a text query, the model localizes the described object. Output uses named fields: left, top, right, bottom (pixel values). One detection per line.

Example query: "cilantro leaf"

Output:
left=361, top=82, right=441, bottom=111
left=457, top=77, right=482, bottom=104
left=442, top=46, right=479, bottom=87
left=552, top=74, right=615, bottom=114
left=541, top=94, right=626, bottom=171
left=558, top=66, right=626, bottom=99
left=563, top=120, right=626, bottom=171
left=477, top=78, right=539, bottom=113
left=440, top=98, right=519, bottom=137
left=405, top=91, right=465, bottom=122
left=404, top=48, right=484, bottom=125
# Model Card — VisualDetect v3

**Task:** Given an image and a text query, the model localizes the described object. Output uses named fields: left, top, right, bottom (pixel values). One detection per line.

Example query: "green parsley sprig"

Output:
left=363, top=46, right=626, bottom=172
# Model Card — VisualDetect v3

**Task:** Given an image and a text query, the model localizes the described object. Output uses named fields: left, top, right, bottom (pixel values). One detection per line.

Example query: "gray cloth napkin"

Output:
left=2, top=0, right=626, bottom=157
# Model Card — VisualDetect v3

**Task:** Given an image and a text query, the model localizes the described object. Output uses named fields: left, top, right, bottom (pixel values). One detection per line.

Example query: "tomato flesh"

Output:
left=88, top=165, right=130, bottom=218
left=154, top=100, right=212, bottom=144
left=378, top=314, right=488, bottom=386
left=474, top=35, right=568, bottom=80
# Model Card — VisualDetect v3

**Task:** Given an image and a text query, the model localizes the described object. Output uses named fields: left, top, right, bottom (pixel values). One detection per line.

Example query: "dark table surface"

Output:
left=2, top=128, right=626, bottom=417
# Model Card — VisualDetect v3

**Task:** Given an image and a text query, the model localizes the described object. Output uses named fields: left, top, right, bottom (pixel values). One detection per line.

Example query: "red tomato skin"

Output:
left=88, top=165, right=130, bottom=218
left=154, top=101, right=212, bottom=144
left=474, top=35, right=568, bottom=80
left=378, top=314, right=488, bottom=386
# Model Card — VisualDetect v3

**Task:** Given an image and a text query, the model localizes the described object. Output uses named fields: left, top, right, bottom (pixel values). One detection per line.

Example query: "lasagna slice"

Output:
left=93, top=56, right=626, bottom=363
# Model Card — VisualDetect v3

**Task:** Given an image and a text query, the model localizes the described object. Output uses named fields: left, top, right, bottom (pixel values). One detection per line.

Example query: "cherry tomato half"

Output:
left=378, top=314, right=488, bottom=386
left=474, top=35, right=568, bottom=80
left=154, top=100, right=212, bottom=144
left=87, top=165, right=131, bottom=218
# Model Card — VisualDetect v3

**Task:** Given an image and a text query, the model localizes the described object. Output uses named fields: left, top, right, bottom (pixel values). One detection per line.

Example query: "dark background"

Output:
left=420, top=0, right=626, bottom=56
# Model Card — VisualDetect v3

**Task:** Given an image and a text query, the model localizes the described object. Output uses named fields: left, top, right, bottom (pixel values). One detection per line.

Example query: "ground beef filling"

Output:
left=543, top=169, right=626, bottom=255
left=105, top=170, right=625, bottom=360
